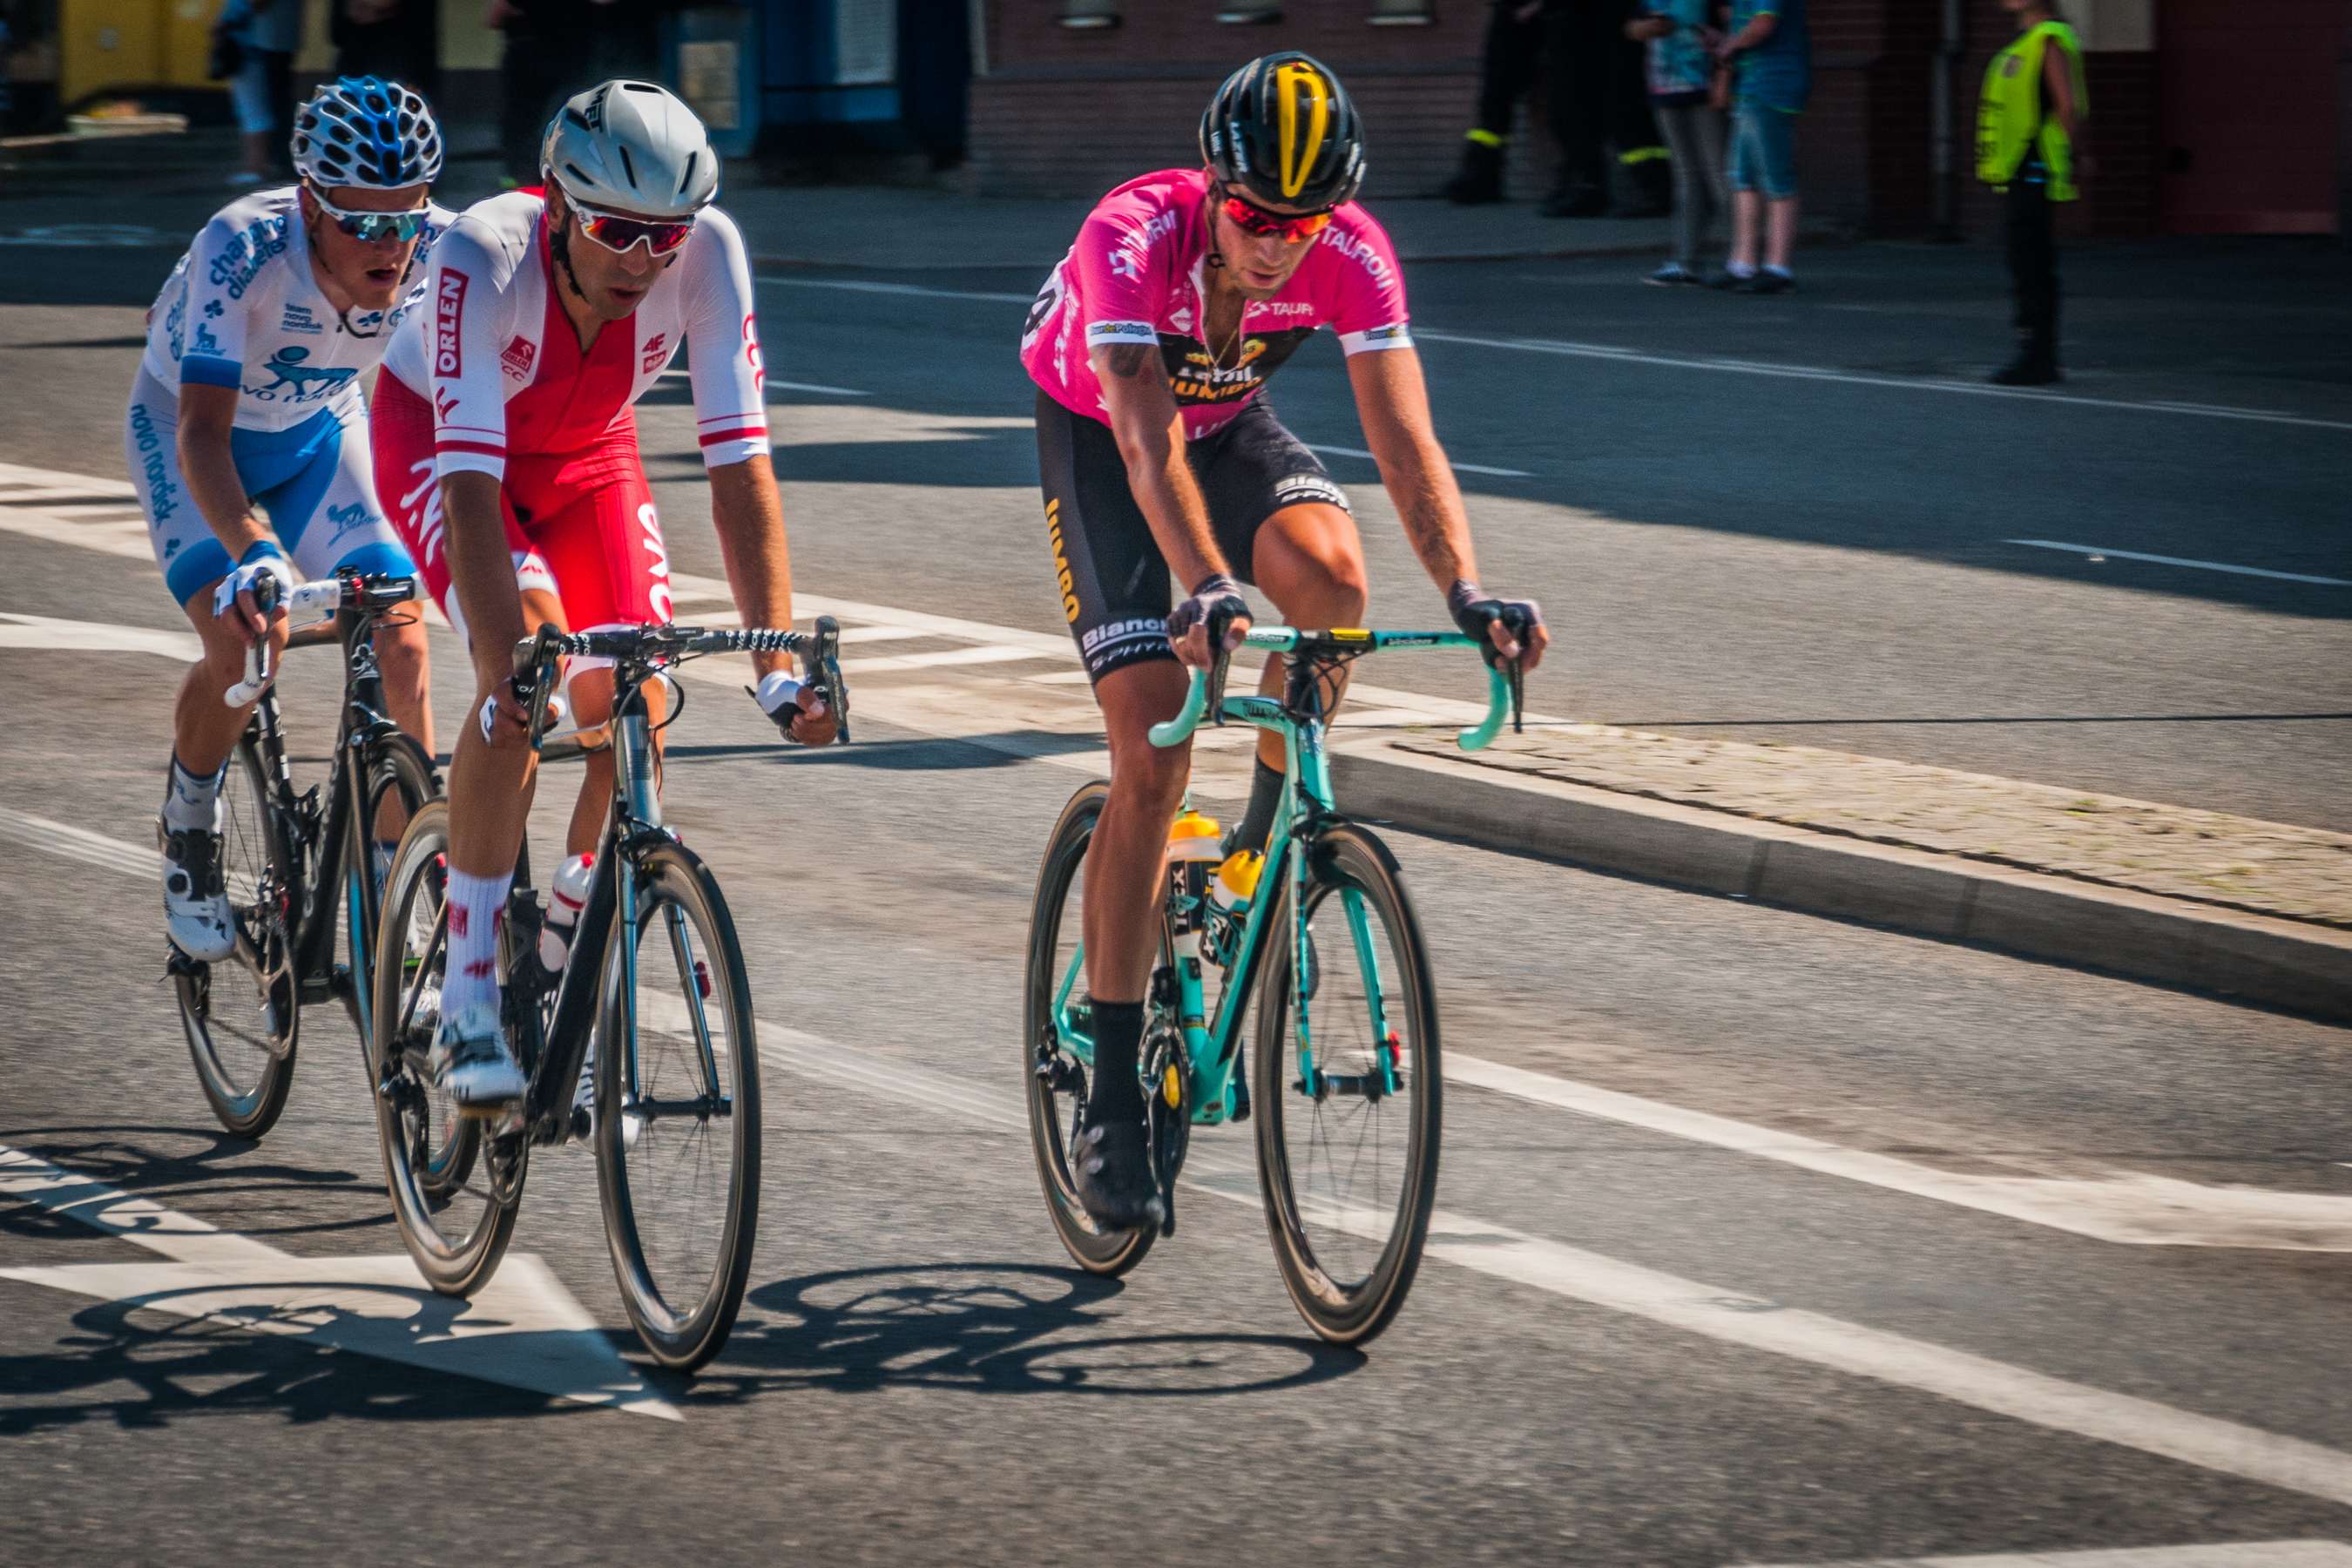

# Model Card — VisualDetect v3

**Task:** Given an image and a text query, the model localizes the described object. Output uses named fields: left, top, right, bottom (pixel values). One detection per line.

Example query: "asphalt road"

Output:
left=3, top=180, right=2350, bottom=1566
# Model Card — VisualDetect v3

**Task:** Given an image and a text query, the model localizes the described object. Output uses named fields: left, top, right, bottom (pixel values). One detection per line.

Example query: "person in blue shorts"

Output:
left=128, top=78, right=449, bottom=961
left=1713, top=0, right=1808, bottom=294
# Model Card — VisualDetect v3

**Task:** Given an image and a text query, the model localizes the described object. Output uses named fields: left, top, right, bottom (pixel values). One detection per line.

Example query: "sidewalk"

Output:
left=1333, top=727, right=2352, bottom=1022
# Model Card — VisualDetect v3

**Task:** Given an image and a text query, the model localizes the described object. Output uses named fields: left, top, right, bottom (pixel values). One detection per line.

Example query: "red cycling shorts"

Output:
left=372, top=373, right=676, bottom=652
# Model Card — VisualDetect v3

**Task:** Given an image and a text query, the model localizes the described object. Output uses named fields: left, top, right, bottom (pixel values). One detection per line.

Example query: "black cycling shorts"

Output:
left=1034, top=390, right=1349, bottom=682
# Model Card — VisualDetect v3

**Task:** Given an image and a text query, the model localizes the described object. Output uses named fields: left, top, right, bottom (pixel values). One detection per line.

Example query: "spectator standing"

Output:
left=1977, top=0, right=2087, bottom=385
left=1713, top=0, right=1808, bottom=292
left=333, top=0, right=441, bottom=104
left=1441, top=1, right=1552, bottom=206
left=1442, top=0, right=1671, bottom=217
left=1629, top=0, right=1726, bottom=281
left=215, top=0, right=300, bottom=185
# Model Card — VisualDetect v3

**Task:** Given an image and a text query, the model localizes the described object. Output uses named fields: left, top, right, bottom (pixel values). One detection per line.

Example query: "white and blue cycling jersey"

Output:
left=128, top=186, right=450, bottom=605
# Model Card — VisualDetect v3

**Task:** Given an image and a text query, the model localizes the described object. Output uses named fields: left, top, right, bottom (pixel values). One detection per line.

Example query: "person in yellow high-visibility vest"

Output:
left=1977, top=0, right=2088, bottom=385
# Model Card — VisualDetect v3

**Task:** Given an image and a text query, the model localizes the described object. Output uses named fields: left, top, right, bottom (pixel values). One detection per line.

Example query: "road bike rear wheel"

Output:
left=368, top=800, right=517, bottom=1296
left=593, top=837, right=761, bottom=1371
left=178, top=735, right=300, bottom=1139
left=1022, top=781, right=1156, bottom=1277
left=1254, top=824, right=1441, bottom=1346
left=341, top=733, right=440, bottom=1056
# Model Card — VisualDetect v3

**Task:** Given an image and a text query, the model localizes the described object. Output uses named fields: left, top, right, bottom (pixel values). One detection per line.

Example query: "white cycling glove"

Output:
left=212, top=542, right=294, bottom=623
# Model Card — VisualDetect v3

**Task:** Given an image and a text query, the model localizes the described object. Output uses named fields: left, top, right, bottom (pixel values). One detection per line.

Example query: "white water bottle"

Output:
left=537, top=853, right=596, bottom=971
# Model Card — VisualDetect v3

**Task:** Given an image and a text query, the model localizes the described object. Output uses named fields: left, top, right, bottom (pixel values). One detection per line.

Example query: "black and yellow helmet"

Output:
left=1200, top=52, right=1365, bottom=212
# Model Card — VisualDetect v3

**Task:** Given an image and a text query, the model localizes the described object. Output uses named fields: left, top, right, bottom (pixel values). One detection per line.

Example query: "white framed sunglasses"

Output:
left=306, top=182, right=431, bottom=243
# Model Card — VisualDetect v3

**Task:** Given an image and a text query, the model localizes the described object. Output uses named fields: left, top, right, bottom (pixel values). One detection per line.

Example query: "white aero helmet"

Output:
left=542, top=80, right=719, bottom=218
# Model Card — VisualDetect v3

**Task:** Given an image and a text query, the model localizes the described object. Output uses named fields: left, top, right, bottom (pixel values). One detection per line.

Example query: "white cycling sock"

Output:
left=440, top=868, right=511, bottom=1024
left=162, top=754, right=226, bottom=832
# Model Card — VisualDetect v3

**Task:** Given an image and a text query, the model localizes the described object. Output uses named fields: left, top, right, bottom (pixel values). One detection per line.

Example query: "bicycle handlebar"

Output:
left=510, top=616, right=849, bottom=754
left=1146, top=627, right=1525, bottom=752
left=224, top=570, right=418, bottom=706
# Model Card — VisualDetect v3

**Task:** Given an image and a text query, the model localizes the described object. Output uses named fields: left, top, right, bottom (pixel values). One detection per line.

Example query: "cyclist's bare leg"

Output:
left=1083, top=658, right=1196, bottom=1003
left=1247, top=501, right=1369, bottom=770
left=172, top=578, right=285, bottom=774
left=366, top=612, right=434, bottom=848
left=555, top=655, right=668, bottom=858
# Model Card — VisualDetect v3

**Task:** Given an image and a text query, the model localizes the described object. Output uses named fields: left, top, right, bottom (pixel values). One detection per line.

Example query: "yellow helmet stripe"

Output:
left=1274, top=61, right=1330, bottom=201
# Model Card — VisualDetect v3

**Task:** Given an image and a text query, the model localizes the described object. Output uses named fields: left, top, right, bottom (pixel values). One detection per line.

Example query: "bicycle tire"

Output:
left=341, top=732, right=441, bottom=1051
left=179, top=734, right=301, bottom=1139
left=1253, top=822, right=1441, bottom=1346
left=592, top=836, right=761, bottom=1371
left=1022, top=781, right=1156, bottom=1276
left=368, top=799, right=520, bottom=1296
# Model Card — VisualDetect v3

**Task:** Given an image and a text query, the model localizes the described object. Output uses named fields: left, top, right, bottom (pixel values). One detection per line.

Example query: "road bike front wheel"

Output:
left=177, top=735, right=300, bottom=1139
left=1022, top=781, right=1157, bottom=1277
left=368, top=800, right=518, bottom=1296
left=341, top=732, right=441, bottom=1057
left=593, top=837, right=761, bottom=1371
left=1254, top=824, right=1442, bottom=1347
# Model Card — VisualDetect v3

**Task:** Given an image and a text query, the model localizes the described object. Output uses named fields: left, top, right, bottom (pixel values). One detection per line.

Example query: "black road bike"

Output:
left=170, top=570, right=441, bottom=1139
left=369, top=617, right=847, bottom=1370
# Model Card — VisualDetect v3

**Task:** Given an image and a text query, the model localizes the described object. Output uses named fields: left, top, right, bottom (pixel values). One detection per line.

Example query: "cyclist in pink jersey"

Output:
left=1017, top=53, right=1549, bottom=1227
left=374, top=80, right=835, bottom=1111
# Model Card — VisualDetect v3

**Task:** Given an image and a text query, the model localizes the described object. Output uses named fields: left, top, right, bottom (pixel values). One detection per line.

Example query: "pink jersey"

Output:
left=1019, top=168, right=1412, bottom=441
left=382, top=190, right=768, bottom=482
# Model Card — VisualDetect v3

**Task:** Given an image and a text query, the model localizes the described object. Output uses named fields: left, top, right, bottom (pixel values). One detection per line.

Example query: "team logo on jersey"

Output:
left=280, top=303, right=322, bottom=335
left=640, top=333, right=667, bottom=375
left=436, top=269, right=468, bottom=375
left=203, top=300, right=225, bottom=319
left=434, top=387, right=458, bottom=422
left=325, top=500, right=373, bottom=539
left=254, top=345, right=358, bottom=402
left=1108, top=249, right=1144, bottom=282
left=502, top=335, right=536, bottom=382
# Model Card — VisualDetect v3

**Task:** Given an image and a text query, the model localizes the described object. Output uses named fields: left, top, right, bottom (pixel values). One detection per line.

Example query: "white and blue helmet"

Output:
left=291, top=76, right=443, bottom=189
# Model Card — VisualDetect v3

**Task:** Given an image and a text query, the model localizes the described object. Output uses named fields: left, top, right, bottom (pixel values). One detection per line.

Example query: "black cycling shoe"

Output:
left=1070, top=1119, right=1165, bottom=1230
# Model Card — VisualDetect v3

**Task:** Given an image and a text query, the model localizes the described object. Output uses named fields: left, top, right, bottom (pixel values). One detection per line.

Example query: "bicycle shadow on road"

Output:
left=674, top=1261, right=1363, bottom=1406
left=0, top=1125, right=385, bottom=1249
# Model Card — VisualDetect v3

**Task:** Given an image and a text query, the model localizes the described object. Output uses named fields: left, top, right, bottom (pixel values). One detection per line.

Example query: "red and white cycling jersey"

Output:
left=1018, top=168, right=1412, bottom=442
left=380, top=189, right=768, bottom=477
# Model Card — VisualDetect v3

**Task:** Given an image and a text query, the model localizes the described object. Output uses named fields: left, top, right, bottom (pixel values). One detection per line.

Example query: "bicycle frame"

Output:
left=1048, top=628, right=1517, bottom=1125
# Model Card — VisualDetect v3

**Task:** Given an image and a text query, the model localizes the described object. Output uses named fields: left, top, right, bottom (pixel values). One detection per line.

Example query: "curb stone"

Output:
left=1329, top=735, right=2352, bottom=1024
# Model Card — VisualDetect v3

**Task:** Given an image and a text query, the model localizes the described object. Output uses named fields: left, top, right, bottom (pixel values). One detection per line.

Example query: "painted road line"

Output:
left=1742, top=1544, right=2352, bottom=1568
left=849, top=643, right=1066, bottom=672
left=658, top=366, right=869, bottom=396
left=1446, top=1054, right=2352, bottom=1251
left=0, top=806, right=159, bottom=879
left=0, top=1146, right=679, bottom=1419
left=747, top=279, right=2352, bottom=433
left=0, top=612, right=199, bottom=660
left=2006, top=540, right=2352, bottom=587
left=740, top=1021, right=2352, bottom=1514
left=1307, top=442, right=1534, bottom=479
left=1412, top=329, right=2352, bottom=434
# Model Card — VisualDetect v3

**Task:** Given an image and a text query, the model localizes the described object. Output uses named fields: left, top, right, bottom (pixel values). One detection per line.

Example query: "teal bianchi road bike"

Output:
left=1024, top=621, right=1528, bottom=1344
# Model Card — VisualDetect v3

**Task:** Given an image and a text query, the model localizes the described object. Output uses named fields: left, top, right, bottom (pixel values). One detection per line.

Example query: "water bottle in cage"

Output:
left=536, top=853, right=596, bottom=972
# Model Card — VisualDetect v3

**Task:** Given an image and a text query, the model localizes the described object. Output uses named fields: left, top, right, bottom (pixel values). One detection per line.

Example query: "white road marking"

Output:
left=0, top=807, right=160, bottom=879
left=740, top=1024, right=2352, bottom=1514
left=0, top=1146, right=679, bottom=1419
left=1306, top=442, right=1534, bottom=478
left=848, top=643, right=1063, bottom=672
left=2005, top=540, right=2351, bottom=587
left=1447, top=1054, right=2352, bottom=1251
left=749, top=276, right=2352, bottom=434
left=1412, top=329, right=2352, bottom=434
left=1742, top=1544, right=2352, bottom=1568
left=0, top=611, right=199, bottom=661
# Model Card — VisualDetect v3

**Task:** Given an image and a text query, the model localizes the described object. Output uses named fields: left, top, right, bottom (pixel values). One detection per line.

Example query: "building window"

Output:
left=1216, top=2, right=1284, bottom=20
left=1058, top=0, right=1119, bottom=29
left=1368, top=0, right=1435, bottom=23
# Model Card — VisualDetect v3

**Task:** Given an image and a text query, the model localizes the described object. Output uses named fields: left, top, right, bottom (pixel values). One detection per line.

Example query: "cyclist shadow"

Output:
left=681, top=1261, right=1364, bottom=1403
left=0, top=1125, right=383, bottom=1248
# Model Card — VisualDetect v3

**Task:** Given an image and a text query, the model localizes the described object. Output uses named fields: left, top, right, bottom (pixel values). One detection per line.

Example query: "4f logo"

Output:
left=640, top=332, right=667, bottom=375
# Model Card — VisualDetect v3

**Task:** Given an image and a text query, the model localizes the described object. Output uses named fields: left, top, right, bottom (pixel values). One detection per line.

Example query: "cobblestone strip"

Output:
left=1395, top=726, right=2352, bottom=929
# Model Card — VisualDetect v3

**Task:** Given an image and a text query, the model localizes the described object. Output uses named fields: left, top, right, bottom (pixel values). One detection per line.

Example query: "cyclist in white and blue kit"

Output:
left=130, top=76, right=450, bottom=962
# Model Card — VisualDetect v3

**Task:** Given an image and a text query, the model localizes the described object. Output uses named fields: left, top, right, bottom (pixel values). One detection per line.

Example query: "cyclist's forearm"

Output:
left=177, top=418, right=269, bottom=570
left=442, top=470, right=528, bottom=686
left=1124, top=444, right=1229, bottom=592
left=707, top=455, right=795, bottom=680
left=1367, top=423, right=1477, bottom=592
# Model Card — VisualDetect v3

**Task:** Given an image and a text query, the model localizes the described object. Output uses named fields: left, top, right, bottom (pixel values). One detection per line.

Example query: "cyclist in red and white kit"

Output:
left=374, top=80, right=835, bottom=1109
left=1019, top=54, right=1548, bottom=1225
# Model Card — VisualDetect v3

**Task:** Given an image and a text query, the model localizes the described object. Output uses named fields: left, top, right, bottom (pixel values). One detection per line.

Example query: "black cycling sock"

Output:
left=1085, top=997, right=1146, bottom=1125
left=1227, top=758, right=1285, bottom=856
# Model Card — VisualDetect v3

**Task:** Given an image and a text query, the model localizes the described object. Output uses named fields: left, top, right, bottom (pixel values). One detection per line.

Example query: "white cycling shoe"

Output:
left=159, top=821, right=237, bottom=963
left=429, top=1001, right=528, bottom=1113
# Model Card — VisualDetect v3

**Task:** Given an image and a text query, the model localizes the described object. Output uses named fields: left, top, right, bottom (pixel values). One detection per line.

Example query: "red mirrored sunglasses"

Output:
left=1217, top=186, right=1334, bottom=245
left=573, top=202, right=698, bottom=258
